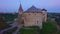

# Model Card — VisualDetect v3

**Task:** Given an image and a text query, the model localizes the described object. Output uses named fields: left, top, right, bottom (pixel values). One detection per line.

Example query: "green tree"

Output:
left=0, top=16, right=10, bottom=30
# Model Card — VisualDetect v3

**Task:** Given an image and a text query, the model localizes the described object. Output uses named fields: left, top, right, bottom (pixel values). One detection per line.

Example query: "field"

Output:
left=18, top=20, right=60, bottom=34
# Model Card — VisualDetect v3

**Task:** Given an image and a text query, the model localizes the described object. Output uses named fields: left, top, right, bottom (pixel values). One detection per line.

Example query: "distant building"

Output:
left=18, top=4, right=47, bottom=29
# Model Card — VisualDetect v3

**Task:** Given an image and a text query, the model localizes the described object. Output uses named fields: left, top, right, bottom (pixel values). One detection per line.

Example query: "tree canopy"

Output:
left=0, top=16, right=10, bottom=30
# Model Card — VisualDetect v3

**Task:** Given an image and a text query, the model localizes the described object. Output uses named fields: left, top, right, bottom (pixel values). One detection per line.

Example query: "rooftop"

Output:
left=24, top=6, right=42, bottom=13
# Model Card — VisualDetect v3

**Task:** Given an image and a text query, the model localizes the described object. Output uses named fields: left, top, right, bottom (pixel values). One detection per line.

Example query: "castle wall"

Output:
left=23, top=13, right=43, bottom=29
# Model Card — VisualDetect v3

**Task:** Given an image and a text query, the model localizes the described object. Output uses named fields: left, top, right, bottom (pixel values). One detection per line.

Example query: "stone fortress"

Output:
left=16, top=4, right=47, bottom=29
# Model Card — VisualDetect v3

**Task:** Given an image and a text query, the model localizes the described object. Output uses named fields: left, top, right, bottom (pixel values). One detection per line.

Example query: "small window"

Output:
left=28, top=14, right=31, bottom=15
left=37, top=21, right=38, bottom=24
left=43, top=14, right=45, bottom=15
left=35, top=14, right=36, bottom=15
left=33, top=12, right=34, bottom=13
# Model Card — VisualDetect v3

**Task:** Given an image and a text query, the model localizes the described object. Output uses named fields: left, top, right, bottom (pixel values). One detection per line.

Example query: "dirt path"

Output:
left=51, top=19, right=60, bottom=30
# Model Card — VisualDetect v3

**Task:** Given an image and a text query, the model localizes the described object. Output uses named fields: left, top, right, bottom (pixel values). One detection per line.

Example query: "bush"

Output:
left=0, top=16, right=10, bottom=30
left=41, top=20, right=57, bottom=34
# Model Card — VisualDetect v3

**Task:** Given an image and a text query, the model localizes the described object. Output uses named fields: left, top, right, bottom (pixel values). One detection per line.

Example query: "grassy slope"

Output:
left=41, top=20, right=60, bottom=34
left=19, top=26, right=40, bottom=34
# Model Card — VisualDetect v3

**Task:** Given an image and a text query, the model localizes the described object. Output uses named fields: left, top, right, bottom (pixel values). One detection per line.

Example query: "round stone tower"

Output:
left=41, top=9, right=47, bottom=22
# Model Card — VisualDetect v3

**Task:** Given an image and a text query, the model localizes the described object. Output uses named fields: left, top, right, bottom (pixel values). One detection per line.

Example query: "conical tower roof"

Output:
left=18, top=3, right=23, bottom=15
left=18, top=4, right=23, bottom=12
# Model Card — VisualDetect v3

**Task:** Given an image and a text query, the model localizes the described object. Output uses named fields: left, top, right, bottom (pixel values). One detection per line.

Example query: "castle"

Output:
left=17, top=4, right=47, bottom=29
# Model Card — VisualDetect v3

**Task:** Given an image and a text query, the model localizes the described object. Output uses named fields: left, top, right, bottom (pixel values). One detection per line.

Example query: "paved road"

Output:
left=12, top=22, right=22, bottom=34
left=12, top=27, right=21, bottom=34
left=0, top=22, right=22, bottom=34
left=0, top=26, right=15, bottom=34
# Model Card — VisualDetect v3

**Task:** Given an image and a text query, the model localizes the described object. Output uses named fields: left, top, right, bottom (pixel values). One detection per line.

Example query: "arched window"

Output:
left=37, top=21, right=38, bottom=24
left=35, top=14, right=36, bottom=15
left=21, top=20, right=24, bottom=24
left=33, top=12, right=34, bottom=13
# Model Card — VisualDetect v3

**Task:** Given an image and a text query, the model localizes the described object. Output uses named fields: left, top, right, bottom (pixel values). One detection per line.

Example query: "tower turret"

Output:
left=18, top=4, right=23, bottom=14
left=41, top=9, right=47, bottom=22
left=17, top=4, right=24, bottom=27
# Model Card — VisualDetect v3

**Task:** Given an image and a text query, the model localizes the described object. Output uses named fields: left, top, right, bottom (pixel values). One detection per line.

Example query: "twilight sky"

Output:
left=0, top=0, right=60, bottom=13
